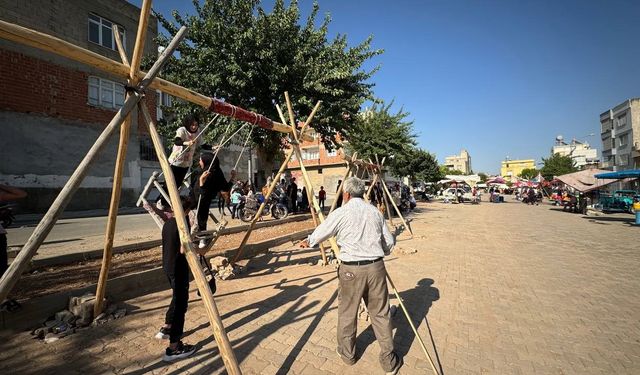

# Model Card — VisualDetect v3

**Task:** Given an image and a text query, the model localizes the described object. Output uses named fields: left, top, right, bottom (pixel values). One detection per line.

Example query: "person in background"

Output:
left=230, top=189, right=242, bottom=219
left=0, top=184, right=27, bottom=312
left=297, top=188, right=304, bottom=211
left=289, top=177, right=298, bottom=213
left=318, top=186, right=326, bottom=211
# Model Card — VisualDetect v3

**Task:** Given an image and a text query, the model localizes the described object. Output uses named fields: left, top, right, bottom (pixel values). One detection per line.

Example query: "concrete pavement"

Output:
left=2, top=199, right=639, bottom=374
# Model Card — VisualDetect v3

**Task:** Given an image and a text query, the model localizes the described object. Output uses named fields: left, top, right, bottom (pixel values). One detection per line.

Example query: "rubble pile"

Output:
left=30, top=293, right=127, bottom=344
left=209, top=256, right=243, bottom=280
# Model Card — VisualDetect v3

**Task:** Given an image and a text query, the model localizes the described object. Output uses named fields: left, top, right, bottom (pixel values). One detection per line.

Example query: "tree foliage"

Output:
left=477, top=172, right=488, bottom=182
left=396, top=148, right=440, bottom=183
left=152, top=0, right=382, bottom=157
left=540, top=153, right=577, bottom=180
left=519, top=168, right=539, bottom=180
left=343, top=101, right=416, bottom=176
left=439, top=166, right=464, bottom=176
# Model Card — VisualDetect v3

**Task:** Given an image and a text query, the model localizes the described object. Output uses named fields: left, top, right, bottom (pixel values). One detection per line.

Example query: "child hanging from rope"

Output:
left=196, top=152, right=227, bottom=248
left=157, top=114, right=201, bottom=209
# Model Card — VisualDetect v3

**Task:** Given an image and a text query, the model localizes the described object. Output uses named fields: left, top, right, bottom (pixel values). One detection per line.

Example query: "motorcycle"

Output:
left=237, top=193, right=288, bottom=223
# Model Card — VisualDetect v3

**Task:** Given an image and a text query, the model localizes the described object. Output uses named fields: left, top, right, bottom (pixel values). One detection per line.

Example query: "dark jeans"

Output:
left=0, top=233, right=7, bottom=279
left=197, top=190, right=215, bottom=231
left=319, top=199, right=325, bottom=210
left=165, top=258, right=190, bottom=344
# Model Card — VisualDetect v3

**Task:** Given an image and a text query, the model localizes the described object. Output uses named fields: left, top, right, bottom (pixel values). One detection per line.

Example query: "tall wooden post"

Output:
left=329, top=160, right=354, bottom=214
left=281, top=93, right=341, bottom=257
left=140, top=104, right=241, bottom=375
left=232, top=148, right=296, bottom=263
left=275, top=103, right=328, bottom=265
left=95, top=1, right=151, bottom=316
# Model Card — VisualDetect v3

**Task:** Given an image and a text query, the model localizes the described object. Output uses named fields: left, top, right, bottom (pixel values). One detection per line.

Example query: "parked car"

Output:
left=442, top=188, right=473, bottom=202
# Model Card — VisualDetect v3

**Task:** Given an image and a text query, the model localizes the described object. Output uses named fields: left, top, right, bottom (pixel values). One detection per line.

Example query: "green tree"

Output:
left=395, top=148, right=441, bottom=182
left=439, top=166, right=464, bottom=176
left=477, top=172, right=488, bottom=182
left=519, top=168, right=539, bottom=180
left=540, top=153, right=577, bottom=180
left=343, top=100, right=416, bottom=176
left=152, top=0, right=382, bottom=157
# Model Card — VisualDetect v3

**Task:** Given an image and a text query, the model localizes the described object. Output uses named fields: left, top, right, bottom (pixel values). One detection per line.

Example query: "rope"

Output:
left=233, top=126, right=254, bottom=171
left=194, top=122, right=249, bottom=220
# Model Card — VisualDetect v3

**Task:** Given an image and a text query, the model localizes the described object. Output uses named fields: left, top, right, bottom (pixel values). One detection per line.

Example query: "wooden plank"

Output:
left=0, top=19, right=311, bottom=140
left=140, top=104, right=241, bottom=375
left=94, top=3, right=152, bottom=315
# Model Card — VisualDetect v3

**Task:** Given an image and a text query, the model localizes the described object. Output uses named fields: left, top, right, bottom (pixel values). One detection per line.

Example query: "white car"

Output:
left=442, top=188, right=473, bottom=202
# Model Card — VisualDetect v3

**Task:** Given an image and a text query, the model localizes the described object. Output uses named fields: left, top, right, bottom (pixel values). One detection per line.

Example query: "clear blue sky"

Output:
left=132, top=0, right=640, bottom=174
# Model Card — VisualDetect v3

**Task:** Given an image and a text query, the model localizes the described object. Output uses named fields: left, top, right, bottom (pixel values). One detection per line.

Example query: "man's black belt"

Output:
left=341, top=257, right=383, bottom=266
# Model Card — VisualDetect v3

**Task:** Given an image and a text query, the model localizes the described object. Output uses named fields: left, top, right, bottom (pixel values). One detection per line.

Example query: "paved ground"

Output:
left=1, top=198, right=639, bottom=374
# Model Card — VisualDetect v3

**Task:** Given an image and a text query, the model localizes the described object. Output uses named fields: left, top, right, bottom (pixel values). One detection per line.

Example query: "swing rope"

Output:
left=233, top=126, right=254, bottom=171
left=194, top=122, right=249, bottom=222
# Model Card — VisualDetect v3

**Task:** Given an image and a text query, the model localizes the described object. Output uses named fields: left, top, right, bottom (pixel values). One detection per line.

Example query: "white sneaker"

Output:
left=198, top=239, right=207, bottom=249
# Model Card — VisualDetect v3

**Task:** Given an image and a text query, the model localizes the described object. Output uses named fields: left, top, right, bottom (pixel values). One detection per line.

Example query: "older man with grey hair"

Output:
left=300, top=176, right=401, bottom=374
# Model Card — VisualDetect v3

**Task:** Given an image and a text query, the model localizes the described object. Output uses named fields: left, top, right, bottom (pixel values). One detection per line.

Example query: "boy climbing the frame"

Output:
left=156, top=195, right=210, bottom=362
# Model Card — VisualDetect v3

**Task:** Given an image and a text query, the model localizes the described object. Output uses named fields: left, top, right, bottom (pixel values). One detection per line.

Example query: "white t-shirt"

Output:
left=168, top=127, right=201, bottom=168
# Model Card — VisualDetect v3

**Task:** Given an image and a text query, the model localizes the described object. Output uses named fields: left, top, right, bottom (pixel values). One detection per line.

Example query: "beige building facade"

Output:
left=444, top=149, right=472, bottom=174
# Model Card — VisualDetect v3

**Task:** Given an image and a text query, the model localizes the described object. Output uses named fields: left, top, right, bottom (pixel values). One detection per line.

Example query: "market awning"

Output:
left=594, top=169, right=640, bottom=179
left=555, top=169, right=620, bottom=192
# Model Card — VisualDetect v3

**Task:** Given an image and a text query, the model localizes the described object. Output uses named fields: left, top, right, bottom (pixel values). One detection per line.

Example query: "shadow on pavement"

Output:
left=354, top=277, right=442, bottom=373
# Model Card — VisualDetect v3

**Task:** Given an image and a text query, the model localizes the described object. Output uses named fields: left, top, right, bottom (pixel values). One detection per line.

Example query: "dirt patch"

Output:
left=13, top=218, right=315, bottom=301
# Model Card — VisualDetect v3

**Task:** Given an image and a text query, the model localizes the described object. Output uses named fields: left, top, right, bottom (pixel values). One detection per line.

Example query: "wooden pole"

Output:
left=386, top=273, right=440, bottom=375
left=232, top=148, right=296, bottom=264
left=275, top=103, right=328, bottom=265
left=379, top=175, right=413, bottom=237
left=113, top=26, right=130, bottom=66
left=375, top=155, right=395, bottom=225
left=0, top=26, right=188, bottom=303
left=329, top=159, right=354, bottom=214
left=140, top=104, right=241, bottom=375
left=281, top=95, right=341, bottom=257
left=0, top=19, right=313, bottom=140
left=94, top=3, right=152, bottom=316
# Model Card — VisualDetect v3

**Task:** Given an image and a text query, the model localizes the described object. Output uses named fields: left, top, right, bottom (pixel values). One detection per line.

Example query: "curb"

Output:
left=0, top=228, right=314, bottom=334
left=15, top=214, right=312, bottom=270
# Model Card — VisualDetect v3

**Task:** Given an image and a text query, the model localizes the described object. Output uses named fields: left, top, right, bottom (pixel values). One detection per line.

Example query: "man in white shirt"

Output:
left=300, top=177, right=401, bottom=374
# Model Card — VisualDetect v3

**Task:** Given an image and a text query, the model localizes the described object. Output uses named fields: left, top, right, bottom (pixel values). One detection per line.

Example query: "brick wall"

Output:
left=0, top=48, right=156, bottom=127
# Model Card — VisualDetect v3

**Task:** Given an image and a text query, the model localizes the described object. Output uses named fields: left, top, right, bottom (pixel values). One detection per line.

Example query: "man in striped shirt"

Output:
left=300, top=177, right=401, bottom=374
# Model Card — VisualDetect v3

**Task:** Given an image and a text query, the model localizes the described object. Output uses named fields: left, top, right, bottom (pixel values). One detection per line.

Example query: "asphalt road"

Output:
left=6, top=212, right=159, bottom=247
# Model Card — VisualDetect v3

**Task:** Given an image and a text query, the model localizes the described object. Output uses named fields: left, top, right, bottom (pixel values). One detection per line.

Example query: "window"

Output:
left=616, top=114, right=627, bottom=128
left=617, top=154, right=628, bottom=166
left=89, top=13, right=124, bottom=50
left=302, top=147, right=319, bottom=160
left=156, top=90, right=174, bottom=119
left=88, top=76, right=125, bottom=109
left=139, top=136, right=159, bottom=161
left=618, top=134, right=628, bottom=148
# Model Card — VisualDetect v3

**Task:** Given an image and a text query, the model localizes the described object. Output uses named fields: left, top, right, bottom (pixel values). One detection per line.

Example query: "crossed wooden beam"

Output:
left=0, top=2, right=325, bottom=373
